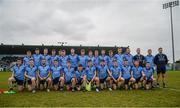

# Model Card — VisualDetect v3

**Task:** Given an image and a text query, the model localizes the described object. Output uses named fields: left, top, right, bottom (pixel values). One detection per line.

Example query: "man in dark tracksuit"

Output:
left=154, top=47, right=168, bottom=88
left=133, top=48, right=145, bottom=67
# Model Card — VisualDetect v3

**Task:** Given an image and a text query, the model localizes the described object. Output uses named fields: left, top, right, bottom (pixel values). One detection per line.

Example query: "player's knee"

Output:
left=8, top=77, right=13, bottom=82
left=60, top=77, right=64, bottom=81
left=72, top=78, right=76, bottom=82
left=133, top=78, right=135, bottom=81
left=31, top=77, right=36, bottom=81
left=106, top=77, right=111, bottom=81
left=121, top=78, right=125, bottom=81
left=162, top=74, right=165, bottom=78
left=95, top=77, right=99, bottom=81
left=131, top=78, right=135, bottom=82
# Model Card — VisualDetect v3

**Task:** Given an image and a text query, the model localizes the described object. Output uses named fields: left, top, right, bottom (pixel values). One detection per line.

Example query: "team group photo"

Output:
left=8, top=47, right=168, bottom=93
left=0, top=0, right=179, bottom=107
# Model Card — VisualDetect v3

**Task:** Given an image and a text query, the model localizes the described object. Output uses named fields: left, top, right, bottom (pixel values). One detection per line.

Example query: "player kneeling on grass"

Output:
left=143, top=62, right=156, bottom=90
left=131, top=60, right=144, bottom=90
left=24, top=59, right=37, bottom=93
left=121, top=59, right=134, bottom=90
left=64, top=60, right=76, bottom=92
left=97, top=60, right=112, bottom=91
left=8, top=58, right=25, bottom=92
left=85, top=60, right=100, bottom=92
left=51, top=59, right=64, bottom=91
left=74, top=64, right=86, bottom=91
left=38, top=58, right=52, bottom=92
left=109, top=59, right=124, bottom=90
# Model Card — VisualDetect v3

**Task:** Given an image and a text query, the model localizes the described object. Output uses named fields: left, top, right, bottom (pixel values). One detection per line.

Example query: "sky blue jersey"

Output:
left=143, top=67, right=154, bottom=80
left=99, top=55, right=109, bottom=65
left=38, top=65, right=50, bottom=78
left=110, top=66, right=121, bottom=79
left=12, top=64, right=25, bottom=80
left=123, top=53, right=133, bottom=66
left=75, top=70, right=86, bottom=81
left=68, top=54, right=78, bottom=68
left=41, top=54, right=51, bottom=66
left=63, top=67, right=74, bottom=82
left=50, top=55, right=59, bottom=66
left=23, top=56, right=33, bottom=66
left=121, top=66, right=131, bottom=79
left=97, top=65, right=109, bottom=79
left=85, top=66, right=96, bottom=80
left=114, top=54, right=124, bottom=67
left=145, top=55, right=154, bottom=68
left=131, top=66, right=143, bottom=79
left=107, top=56, right=115, bottom=68
left=87, top=56, right=95, bottom=64
left=32, top=54, right=42, bottom=67
left=78, top=55, right=88, bottom=68
left=25, top=65, right=37, bottom=78
left=58, top=55, right=69, bottom=68
left=51, top=65, right=62, bottom=79
left=93, top=56, right=100, bottom=67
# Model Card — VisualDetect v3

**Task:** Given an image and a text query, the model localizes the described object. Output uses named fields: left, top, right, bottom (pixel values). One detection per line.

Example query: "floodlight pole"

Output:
left=170, top=6, right=175, bottom=71
left=163, top=0, right=179, bottom=71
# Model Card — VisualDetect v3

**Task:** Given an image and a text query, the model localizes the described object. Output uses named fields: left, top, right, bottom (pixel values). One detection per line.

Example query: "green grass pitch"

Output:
left=0, top=71, right=180, bottom=107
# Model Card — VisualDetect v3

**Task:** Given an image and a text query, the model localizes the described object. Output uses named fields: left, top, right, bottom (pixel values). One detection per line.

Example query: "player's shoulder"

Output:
left=110, top=66, right=116, bottom=70
left=23, top=56, right=27, bottom=59
left=34, top=66, right=38, bottom=69
left=142, top=67, right=146, bottom=71
left=46, top=65, right=50, bottom=68
left=105, top=65, right=109, bottom=68
left=21, top=64, right=26, bottom=68
left=128, top=65, right=132, bottom=69
left=131, top=66, right=135, bottom=69
left=25, top=65, right=29, bottom=69
left=70, top=67, right=75, bottom=70
left=162, top=53, right=167, bottom=57
left=97, top=65, right=101, bottom=69
left=38, top=65, right=42, bottom=69
left=63, top=67, right=68, bottom=70
left=92, top=66, right=96, bottom=69
left=118, top=66, right=122, bottom=70
left=50, top=65, right=54, bottom=68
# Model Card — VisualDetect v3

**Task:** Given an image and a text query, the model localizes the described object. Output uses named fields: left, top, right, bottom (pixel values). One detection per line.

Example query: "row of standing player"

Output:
left=8, top=47, right=168, bottom=93
left=23, top=47, right=154, bottom=68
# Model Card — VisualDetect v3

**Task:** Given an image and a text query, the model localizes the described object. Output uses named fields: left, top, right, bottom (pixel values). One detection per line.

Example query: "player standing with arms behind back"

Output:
left=154, top=47, right=168, bottom=88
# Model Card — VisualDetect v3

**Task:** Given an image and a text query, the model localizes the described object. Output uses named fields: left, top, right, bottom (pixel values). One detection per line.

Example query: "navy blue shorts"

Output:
left=146, top=78, right=153, bottom=84
left=14, top=77, right=24, bottom=85
left=65, top=80, right=71, bottom=85
left=124, top=78, right=130, bottom=85
left=27, top=79, right=32, bottom=85
left=40, top=79, right=46, bottom=84
left=111, top=77, right=118, bottom=84
left=135, top=77, right=141, bottom=83
left=157, top=66, right=166, bottom=74
left=53, top=77, right=60, bottom=85
left=77, top=78, right=83, bottom=85
left=100, top=77, right=107, bottom=83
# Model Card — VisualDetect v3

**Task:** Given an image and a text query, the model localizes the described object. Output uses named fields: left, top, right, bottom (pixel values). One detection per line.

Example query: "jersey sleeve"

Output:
left=154, top=55, right=158, bottom=65
left=165, top=55, right=168, bottom=64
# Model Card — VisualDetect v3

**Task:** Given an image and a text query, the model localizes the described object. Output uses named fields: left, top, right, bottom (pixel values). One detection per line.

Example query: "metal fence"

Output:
left=167, top=63, right=180, bottom=71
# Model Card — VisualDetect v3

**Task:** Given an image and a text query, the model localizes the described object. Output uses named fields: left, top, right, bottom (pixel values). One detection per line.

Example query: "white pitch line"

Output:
left=162, top=87, right=180, bottom=92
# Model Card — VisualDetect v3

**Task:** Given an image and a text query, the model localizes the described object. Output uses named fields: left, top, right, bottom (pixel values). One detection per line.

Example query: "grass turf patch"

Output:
left=0, top=71, right=180, bottom=107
